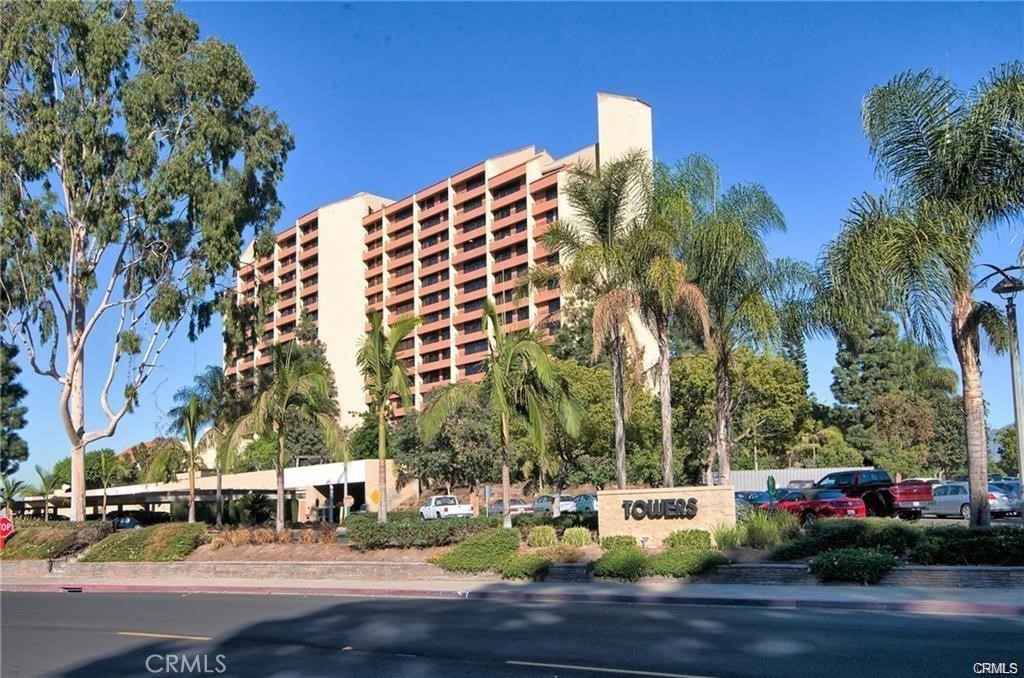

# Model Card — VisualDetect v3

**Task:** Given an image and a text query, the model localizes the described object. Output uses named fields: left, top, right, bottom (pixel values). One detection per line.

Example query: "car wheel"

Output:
left=960, top=504, right=970, bottom=520
left=436, top=512, right=442, bottom=520
left=801, top=511, right=817, bottom=526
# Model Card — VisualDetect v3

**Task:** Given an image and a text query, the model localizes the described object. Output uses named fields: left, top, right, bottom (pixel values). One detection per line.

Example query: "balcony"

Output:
left=456, top=349, right=487, bottom=368
left=299, top=245, right=318, bottom=262
left=278, top=295, right=297, bottom=313
left=490, top=225, right=528, bottom=250
left=454, top=203, right=486, bottom=226
left=534, top=284, right=560, bottom=304
left=363, top=242, right=384, bottom=262
left=457, top=285, right=488, bottom=305
left=364, top=281, right=382, bottom=299
left=278, top=309, right=297, bottom=325
left=492, top=251, right=529, bottom=275
left=278, top=260, right=297, bottom=277
left=300, top=228, right=319, bottom=246
left=256, top=354, right=272, bottom=367
left=277, top=330, right=296, bottom=344
left=419, top=276, right=450, bottom=297
left=419, top=337, right=451, bottom=354
left=387, top=287, right=415, bottom=308
left=419, top=239, right=449, bottom=260
left=492, top=208, right=528, bottom=231
left=259, top=268, right=274, bottom=284
left=388, top=269, right=414, bottom=290
left=397, top=346, right=416, bottom=363
left=453, top=182, right=485, bottom=206
left=387, top=252, right=414, bottom=273
left=420, top=376, right=452, bottom=395
left=454, top=222, right=487, bottom=246
left=278, top=242, right=297, bottom=260
left=302, top=300, right=319, bottom=313
left=419, top=297, right=450, bottom=317
left=278, top=277, right=297, bottom=294
left=490, top=185, right=527, bottom=212
left=419, top=315, right=452, bottom=334
left=417, top=199, right=449, bottom=222
left=365, top=261, right=383, bottom=279
left=453, top=245, right=487, bottom=267
left=419, top=258, right=450, bottom=278
left=300, top=261, right=319, bottom=279
left=387, top=213, right=414, bottom=236
left=456, top=328, right=487, bottom=346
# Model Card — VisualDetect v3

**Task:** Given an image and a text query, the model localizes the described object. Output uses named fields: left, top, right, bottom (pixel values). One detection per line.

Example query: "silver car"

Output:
left=926, top=482, right=1019, bottom=518
left=486, top=497, right=532, bottom=516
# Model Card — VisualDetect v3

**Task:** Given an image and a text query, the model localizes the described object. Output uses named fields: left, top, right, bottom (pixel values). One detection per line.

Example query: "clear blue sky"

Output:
left=11, top=2, right=1024, bottom=481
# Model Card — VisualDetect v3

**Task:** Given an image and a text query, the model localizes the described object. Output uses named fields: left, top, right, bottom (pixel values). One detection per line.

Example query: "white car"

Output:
left=419, top=495, right=473, bottom=520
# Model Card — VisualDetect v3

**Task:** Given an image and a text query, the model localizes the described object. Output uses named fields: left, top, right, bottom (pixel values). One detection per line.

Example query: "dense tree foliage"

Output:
left=992, top=425, right=1020, bottom=478
left=1, top=340, right=29, bottom=475
left=53, top=448, right=128, bottom=489
left=0, top=2, right=293, bottom=520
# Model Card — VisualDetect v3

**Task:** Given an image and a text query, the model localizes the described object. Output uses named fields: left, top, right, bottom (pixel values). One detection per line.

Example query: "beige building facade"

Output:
left=227, top=93, right=658, bottom=424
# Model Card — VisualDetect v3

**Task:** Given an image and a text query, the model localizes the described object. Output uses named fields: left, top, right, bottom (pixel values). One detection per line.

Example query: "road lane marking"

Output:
left=506, top=660, right=715, bottom=677
left=116, top=631, right=211, bottom=641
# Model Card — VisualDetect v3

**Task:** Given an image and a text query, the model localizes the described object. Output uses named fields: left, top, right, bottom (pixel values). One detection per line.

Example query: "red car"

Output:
left=759, top=489, right=866, bottom=525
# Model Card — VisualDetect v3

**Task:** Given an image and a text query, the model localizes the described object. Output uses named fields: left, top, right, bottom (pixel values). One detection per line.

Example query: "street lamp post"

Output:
left=989, top=269, right=1024, bottom=527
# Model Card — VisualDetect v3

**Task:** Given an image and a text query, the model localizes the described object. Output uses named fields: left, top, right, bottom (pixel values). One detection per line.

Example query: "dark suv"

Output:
left=814, top=469, right=933, bottom=519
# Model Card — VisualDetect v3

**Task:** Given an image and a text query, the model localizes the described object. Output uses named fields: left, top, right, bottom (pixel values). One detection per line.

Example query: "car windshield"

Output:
left=436, top=496, right=457, bottom=506
left=559, top=496, right=575, bottom=502
left=746, top=492, right=770, bottom=503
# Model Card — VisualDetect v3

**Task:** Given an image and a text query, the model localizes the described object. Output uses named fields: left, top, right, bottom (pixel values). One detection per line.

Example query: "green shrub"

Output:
left=347, top=516, right=499, bottom=550
left=512, top=512, right=598, bottom=538
left=592, top=546, right=649, bottom=581
left=712, top=523, right=747, bottom=549
left=809, top=548, right=898, bottom=584
left=500, top=553, right=552, bottom=580
left=600, top=535, right=638, bottom=551
left=430, top=528, right=519, bottom=573
left=561, top=526, right=592, bottom=547
left=663, top=529, right=712, bottom=551
left=910, top=526, right=1024, bottom=566
left=0, top=521, right=112, bottom=560
left=81, top=524, right=206, bottom=562
left=744, top=510, right=800, bottom=549
left=542, top=544, right=583, bottom=563
left=772, top=518, right=923, bottom=561
left=649, top=549, right=729, bottom=578
left=527, top=525, right=557, bottom=547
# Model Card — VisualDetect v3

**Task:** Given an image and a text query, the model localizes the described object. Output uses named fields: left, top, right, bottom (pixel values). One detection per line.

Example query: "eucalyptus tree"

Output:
left=421, top=299, right=580, bottom=528
left=33, top=464, right=59, bottom=521
left=230, top=347, right=345, bottom=530
left=819, top=63, right=1024, bottom=526
left=662, top=155, right=814, bottom=486
left=536, top=151, right=651, bottom=489
left=0, top=2, right=293, bottom=521
left=1, top=475, right=27, bottom=515
left=357, top=311, right=421, bottom=524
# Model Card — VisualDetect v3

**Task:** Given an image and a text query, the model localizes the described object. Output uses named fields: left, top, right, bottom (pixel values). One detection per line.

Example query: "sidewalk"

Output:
left=3, top=574, right=1022, bottom=617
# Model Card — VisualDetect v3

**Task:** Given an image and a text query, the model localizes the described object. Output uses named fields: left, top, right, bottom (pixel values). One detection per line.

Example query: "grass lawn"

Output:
left=80, top=524, right=207, bottom=562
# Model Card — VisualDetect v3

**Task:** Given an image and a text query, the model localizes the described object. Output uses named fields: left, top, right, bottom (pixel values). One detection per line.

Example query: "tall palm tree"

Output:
left=148, top=395, right=210, bottom=523
left=421, top=299, right=580, bottom=528
left=97, top=452, right=124, bottom=518
left=820, top=63, right=1024, bottom=526
left=639, top=168, right=711, bottom=486
left=230, top=346, right=345, bottom=530
left=537, top=150, right=651, bottom=489
left=179, top=366, right=248, bottom=528
left=662, top=154, right=814, bottom=486
left=1, top=476, right=28, bottom=515
left=357, top=311, right=421, bottom=524
left=33, top=465, right=59, bottom=521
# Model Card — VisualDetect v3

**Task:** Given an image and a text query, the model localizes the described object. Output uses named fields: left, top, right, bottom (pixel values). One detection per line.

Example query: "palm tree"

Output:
left=536, top=150, right=652, bottom=489
left=661, top=154, right=814, bottom=486
left=148, top=395, right=210, bottom=523
left=178, top=366, right=248, bottom=528
left=421, top=299, right=580, bottom=528
left=230, top=346, right=345, bottom=531
left=1, top=476, right=28, bottom=515
left=638, top=168, right=711, bottom=486
left=97, top=452, right=124, bottom=518
left=33, top=465, right=59, bottom=521
left=357, top=310, right=421, bottom=524
left=820, top=63, right=1024, bottom=526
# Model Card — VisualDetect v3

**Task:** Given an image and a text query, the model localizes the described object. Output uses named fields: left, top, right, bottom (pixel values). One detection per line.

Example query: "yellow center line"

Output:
left=116, top=631, right=212, bottom=642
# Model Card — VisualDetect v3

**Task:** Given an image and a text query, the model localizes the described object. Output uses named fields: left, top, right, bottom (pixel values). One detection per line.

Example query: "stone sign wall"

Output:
left=597, top=485, right=736, bottom=548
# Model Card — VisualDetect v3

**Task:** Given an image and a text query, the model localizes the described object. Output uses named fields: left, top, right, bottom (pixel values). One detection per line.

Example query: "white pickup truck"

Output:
left=419, top=495, right=473, bottom=520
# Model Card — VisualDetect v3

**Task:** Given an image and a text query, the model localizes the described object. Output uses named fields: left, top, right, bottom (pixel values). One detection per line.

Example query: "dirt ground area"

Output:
left=188, top=543, right=449, bottom=562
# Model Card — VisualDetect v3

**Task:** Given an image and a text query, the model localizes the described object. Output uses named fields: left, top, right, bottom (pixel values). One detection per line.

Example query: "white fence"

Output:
left=731, top=467, right=872, bottom=492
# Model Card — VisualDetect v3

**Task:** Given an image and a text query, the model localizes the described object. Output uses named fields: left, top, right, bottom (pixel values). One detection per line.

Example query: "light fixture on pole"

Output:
left=989, top=267, right=1024, bottom=526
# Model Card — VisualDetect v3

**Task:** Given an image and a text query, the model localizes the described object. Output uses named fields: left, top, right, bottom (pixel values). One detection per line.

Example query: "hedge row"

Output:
left=346, top=516, right=500, bottom=550
left=592, top=543, right=726, bottom=581
left=809, top=548, right=899, bottom=584
left=428, top=528, right=519, bottom=572
left=772, top=519, right=1024, bottom=566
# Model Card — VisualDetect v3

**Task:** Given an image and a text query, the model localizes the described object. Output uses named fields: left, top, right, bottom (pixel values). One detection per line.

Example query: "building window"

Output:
left=392, top=264, right=414, bottom=278
left=462, top=256, right=486, bottom=274
left=422, top=270, right=449, bottom=286
left=392, top=301, right=415, bottom=316
left=397, top=337, right=414, bottom=352
left=462, top=298, right=485, bottom=313
left=393, top=282, right=414, bottom=296
left=461, top=216, right=485, bottom=234
left=464, top=361, right=485, bottom=376
left=492, top=179, right=522, bottom=199
left=545, top=186, right=558, bottom=201
left=462, top=278, right=487, bottom=294
left=463, top=236, right=485, bottom=252
left=548, top=299, right=561, bottom=314
left=392, top=206, right=413, bottom=222
left=422, top=290, right=450, bottom=306
left=465, top=339, right=488, bottom=354
left=423, top=309, right=450, bottom=324
left=462, top=175, right=485, bottom=191
left=460, top=197, right=483, bottom=213
left=546, top=209, right=558, bottom=223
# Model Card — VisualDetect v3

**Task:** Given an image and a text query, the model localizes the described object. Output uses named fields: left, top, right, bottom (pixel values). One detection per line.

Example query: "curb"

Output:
left=3, top=582, right=1022, bottom=617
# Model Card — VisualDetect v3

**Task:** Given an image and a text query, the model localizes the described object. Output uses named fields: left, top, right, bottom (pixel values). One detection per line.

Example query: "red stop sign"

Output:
left=0, top=516, right=13, bottom=537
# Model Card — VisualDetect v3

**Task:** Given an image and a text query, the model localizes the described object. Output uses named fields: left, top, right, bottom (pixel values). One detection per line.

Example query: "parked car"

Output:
left=574, top=493, right=599, bottom=512
left=419, top=495, right=473, bottom=520
left=924, top=482, right=1020, bottom=518
left=111, top=516, right=143, bottom=530
left=991, top=481, right=1022, bottom=510
left=905, top=477, right=942, bottom=486
left=736, top=491, right=771, bottom=505
left=486, top=497, right=532, bottom=516
left=813, top=468, right=932, bottom=519
left=533, top=495, right=577, bottom=515
left=758, top=489, right=867, bottom=525
left=787, top=480, right=816, bottom=489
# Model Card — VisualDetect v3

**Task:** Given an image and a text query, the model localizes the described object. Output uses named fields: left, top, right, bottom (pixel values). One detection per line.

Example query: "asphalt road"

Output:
left=2, top=592, right=1021, bottom=678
